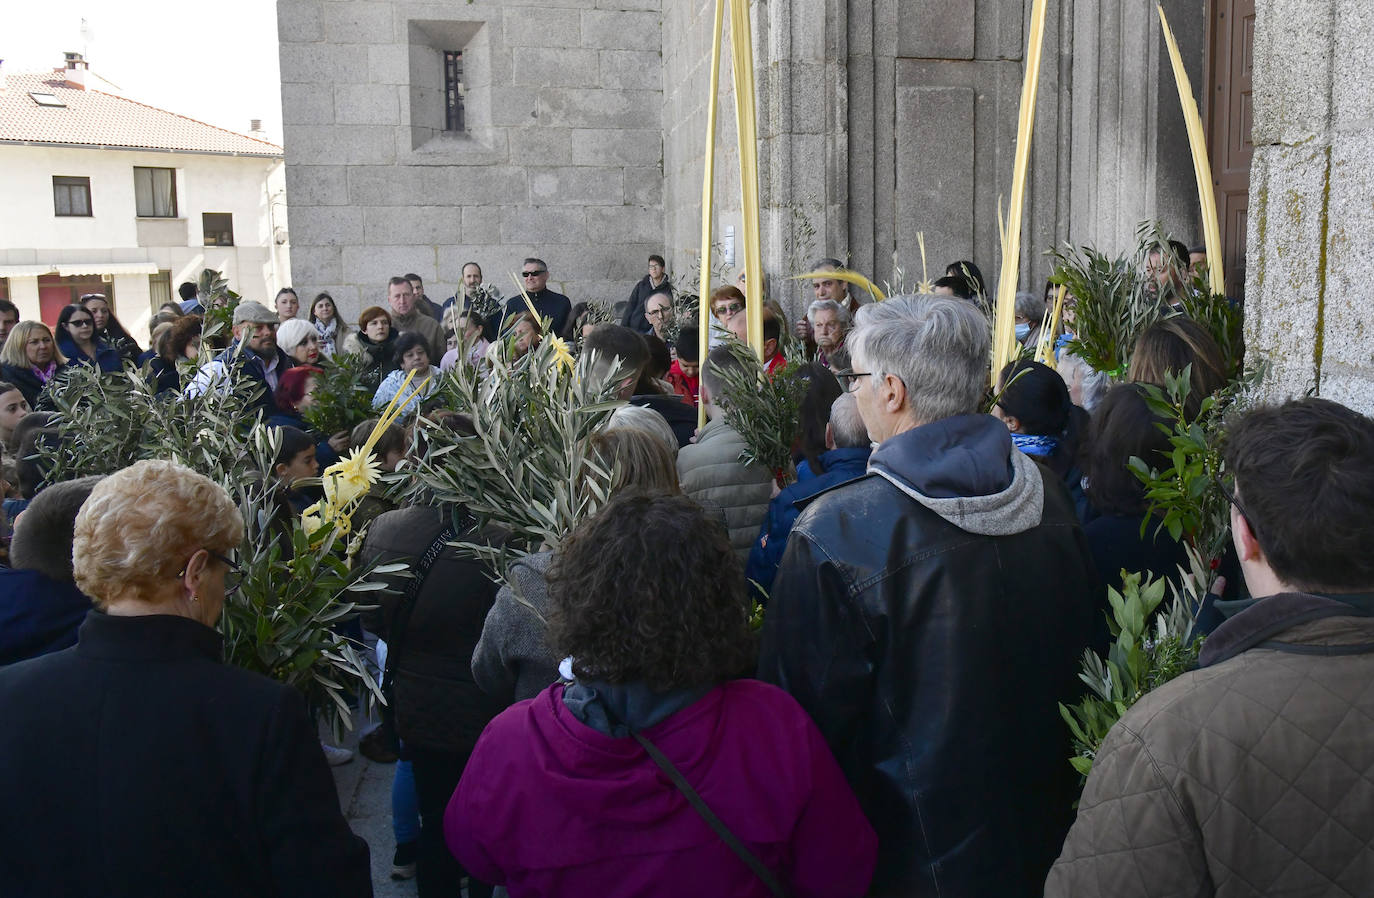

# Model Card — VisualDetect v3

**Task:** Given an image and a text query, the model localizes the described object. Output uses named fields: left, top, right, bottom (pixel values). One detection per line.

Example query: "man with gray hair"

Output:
left=759, top=295, right=1097, bottom=897
left=806, top=298, right=850, bottom=369
left=745, top=391, right=870, bottom=592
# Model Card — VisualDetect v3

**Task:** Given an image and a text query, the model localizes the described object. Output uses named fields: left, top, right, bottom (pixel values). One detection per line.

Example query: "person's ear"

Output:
left=1231, top=504, right=1264, bottom=563
left=881, top=373, right=906, bottom=413
left=1002, top=414, right=1023, bottom=434
left=182, top=548, right=209, bottom=596
left=274, top=462, right=290, bottom=480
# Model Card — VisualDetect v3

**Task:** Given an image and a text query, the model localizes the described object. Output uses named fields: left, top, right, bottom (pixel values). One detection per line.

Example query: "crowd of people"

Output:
left=0, top=242, right=1372, bottom=898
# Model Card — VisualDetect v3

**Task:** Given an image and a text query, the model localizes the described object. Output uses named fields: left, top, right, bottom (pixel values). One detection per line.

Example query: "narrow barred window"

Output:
left=444, top=50, right=465, bottom=132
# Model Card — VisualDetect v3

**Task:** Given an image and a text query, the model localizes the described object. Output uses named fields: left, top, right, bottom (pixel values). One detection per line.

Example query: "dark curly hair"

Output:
left=546, top=492, right=756, bottom=691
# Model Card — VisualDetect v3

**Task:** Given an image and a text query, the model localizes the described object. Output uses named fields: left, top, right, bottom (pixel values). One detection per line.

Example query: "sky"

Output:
left=3, top=0, right=285, bottom=144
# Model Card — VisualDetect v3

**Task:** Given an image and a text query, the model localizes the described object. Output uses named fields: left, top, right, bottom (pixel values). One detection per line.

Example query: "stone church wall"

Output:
left=277, top=0, right=665, bottom=317
left=1245, top=0, right=1374, bottom=413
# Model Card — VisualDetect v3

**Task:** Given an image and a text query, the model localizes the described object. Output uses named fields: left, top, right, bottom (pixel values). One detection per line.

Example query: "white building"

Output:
left=0, top=53, right=289, bottom=337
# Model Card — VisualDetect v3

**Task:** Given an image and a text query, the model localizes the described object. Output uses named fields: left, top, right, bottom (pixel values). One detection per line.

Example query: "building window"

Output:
left=444, top=50, right=465, bottom=132
left=149, top=270, right=172, bottom=310
left=53, top=176, right=92, bottom=217
left=203, top=213, right=234, bottom=247
left=134, top=167, right=177, bottom=218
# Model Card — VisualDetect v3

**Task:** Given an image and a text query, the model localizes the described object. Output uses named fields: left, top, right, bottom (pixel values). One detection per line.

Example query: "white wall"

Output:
left=0, top=144, right=289, bottom=329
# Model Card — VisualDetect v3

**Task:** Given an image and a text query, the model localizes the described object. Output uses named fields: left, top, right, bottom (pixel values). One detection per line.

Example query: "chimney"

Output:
left=250, top=118, right=263, bottom=134
left=63, top=51, right=88, bottom=90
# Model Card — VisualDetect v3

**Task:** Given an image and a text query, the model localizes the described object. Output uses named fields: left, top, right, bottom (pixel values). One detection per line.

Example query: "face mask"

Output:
left=1015, top=322, right=1031, bottom=341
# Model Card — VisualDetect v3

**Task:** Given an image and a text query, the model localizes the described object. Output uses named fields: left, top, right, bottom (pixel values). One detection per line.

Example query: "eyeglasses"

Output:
left=1215, top=471, right=1262, bottom=547
left=68, top=318, right=94, bottom=327
left=713, top=301, right=745, bottom=318
left=646, top=308, right=670, bottom=318
left=178, top=549, right=242, bottom=596
left=833, top=369, right=872, bottom=391
left=522, top=270, right=547, bottom=278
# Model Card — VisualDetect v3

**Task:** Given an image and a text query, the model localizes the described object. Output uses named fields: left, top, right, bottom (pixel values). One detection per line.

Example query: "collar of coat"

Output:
left=1199, top=591, right=1374, bottom=668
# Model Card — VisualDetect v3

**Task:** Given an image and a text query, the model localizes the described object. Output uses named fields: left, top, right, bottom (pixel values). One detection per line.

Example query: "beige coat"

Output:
left=1047, top=592, right=1374, bottom=897
left=676, top=419, right=774, bottom=565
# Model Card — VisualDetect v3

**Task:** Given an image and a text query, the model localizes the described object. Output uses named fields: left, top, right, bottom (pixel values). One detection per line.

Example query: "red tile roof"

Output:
left=0, top=71, right=282, bottom=157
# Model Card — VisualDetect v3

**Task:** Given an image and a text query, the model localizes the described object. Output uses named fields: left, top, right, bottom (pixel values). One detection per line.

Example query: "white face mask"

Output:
left=1015, top=322, right=1031, bottom=341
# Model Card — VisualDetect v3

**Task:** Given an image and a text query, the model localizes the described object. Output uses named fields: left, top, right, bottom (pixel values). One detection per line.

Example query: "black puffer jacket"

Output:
left=758, top=413, right=1098, bottom=898
left=359, top=504, right=504, bottom=753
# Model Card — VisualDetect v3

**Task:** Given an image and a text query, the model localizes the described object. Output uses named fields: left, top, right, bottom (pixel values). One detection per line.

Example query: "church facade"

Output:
left=278, top=0, right=1369, bottom=409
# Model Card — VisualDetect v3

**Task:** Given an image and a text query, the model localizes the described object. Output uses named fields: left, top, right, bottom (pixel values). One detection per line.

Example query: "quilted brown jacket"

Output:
left=1047, top=592, right=1374, bottom=897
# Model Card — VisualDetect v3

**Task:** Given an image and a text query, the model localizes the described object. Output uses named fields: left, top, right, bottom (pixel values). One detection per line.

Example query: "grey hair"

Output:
left=806, top=298, right=850, bottom=327
left=1057, top=351, right=1112, bottom=413
left=607, top=405, right=679, bottom=456
left=827, top=392, right=869, bottom=448
left=1014, top=291, right=1045, bottom=322
left=849, top=295, right=989, bottom=424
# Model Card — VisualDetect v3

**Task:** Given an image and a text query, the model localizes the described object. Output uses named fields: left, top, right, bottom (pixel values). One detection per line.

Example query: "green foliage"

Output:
left=41, top=364, right=261, bottom=484
left=713, top=338, right=810, bottom=480
left=464, top=282, right=505, bottom=324
left=197, top=268, right=240, bottom=346
left=1049, top=225, right=1162, bottom=375
left=301, top=352, right=376, bottom=437
left=224, top=430, right=391, bottom=742
left=405, top=327, right=626, bottom=581
left=1059, top=569, right=1203, bottom=779
left=34, top=364, right=387, bottom=739
left=1178, top=280, right=1245, bottom=380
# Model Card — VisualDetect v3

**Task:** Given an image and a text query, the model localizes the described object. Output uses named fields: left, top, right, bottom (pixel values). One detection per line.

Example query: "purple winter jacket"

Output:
left=445, top=678, right=877, bottom=897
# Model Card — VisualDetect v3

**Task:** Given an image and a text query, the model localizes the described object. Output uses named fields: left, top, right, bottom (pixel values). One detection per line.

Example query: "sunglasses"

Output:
left=522, top=270, right=547, bottom=278
left=68, top=318, right=95, bottom=327
left=713, top=301, right=745, bottom=317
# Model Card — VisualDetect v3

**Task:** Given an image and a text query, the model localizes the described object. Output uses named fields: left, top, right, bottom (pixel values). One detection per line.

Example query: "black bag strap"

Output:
left=627, top=726, right=788, bottom=897
left=381, top=520, right=455, bottom=695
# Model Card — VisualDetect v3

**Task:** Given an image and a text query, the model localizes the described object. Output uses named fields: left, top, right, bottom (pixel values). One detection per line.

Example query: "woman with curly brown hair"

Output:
left=446, top=492, right=877, bottom=898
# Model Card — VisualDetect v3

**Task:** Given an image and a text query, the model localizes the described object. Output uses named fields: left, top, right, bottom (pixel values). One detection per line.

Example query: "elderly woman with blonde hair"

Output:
left=0, top=460, right=371, bottom=897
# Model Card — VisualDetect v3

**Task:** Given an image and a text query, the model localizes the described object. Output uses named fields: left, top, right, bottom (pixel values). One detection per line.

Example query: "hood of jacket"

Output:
left=867, top=413, right=1044, bottom=536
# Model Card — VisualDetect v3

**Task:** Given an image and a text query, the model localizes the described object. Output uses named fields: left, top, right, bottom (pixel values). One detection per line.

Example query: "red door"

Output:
left=1206, top=0, right=1255, bottom=301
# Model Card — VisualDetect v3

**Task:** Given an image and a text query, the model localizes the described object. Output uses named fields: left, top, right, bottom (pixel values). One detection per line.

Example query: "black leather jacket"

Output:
left=758, top=414, right=1098, bottom=897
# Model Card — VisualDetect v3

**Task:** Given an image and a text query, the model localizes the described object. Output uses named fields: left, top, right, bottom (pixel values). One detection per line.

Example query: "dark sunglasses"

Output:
left=68, top=318, right=95, bottom=327
left=522, top=270, right=547, bottom=277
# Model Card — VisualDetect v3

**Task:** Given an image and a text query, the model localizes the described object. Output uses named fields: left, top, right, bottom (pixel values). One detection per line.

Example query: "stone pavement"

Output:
left=328, top=718, right=415, bottom=898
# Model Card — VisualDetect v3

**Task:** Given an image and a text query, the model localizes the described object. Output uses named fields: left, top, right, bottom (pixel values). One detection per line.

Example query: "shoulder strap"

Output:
left=381, top=521, right=455, bottom=692
left=628, top=727, right=788, bottom=897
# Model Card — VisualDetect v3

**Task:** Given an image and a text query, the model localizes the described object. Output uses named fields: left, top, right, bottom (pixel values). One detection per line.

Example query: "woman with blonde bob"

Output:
left=0, top=321, right=68, bottom=408
left=0, top=460, right=371, bottom=897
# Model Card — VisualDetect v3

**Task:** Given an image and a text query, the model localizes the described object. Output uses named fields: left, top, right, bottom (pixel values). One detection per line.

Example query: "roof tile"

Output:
left=0, top=71, right=282, bottom=157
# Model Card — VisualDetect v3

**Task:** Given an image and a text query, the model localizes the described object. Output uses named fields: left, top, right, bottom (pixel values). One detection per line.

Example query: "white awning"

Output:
left=0, top=262, right=160, bottom=278
left=0, top=265, right=55, bottom=278
left=56, top=262, right=160, bottom=277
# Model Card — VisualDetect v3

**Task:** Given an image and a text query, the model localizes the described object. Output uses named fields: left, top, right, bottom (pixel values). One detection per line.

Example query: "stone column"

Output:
left=1067, top=0, right=1206, bottom=257
left=1245, top=0, right=1373, bottom=412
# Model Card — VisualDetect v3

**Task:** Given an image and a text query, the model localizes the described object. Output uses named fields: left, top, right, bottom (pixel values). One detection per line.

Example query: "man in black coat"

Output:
left=360, top=500, right=505, bottom=898
left=620, top=253, right=670, bottom=333
left=502, top=257, right=572, bottom=337
left=758, top=295, right=1098, bottom=898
